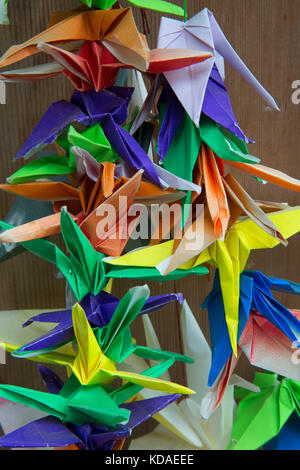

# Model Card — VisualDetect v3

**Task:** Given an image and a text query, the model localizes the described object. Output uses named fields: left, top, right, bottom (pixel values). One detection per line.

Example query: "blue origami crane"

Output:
left=202, top=270, right=300, bottom=386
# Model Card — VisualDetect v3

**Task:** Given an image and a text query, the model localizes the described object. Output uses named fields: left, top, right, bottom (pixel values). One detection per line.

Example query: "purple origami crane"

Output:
left=14, top=86, right=161, bottom=186
left=157, top=65, right=253, bottom=161
left=16, top=291, right=183, bottom=354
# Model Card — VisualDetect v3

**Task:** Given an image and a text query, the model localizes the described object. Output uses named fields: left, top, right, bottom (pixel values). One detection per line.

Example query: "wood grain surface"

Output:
left=0, top=0, right=299, bottom=442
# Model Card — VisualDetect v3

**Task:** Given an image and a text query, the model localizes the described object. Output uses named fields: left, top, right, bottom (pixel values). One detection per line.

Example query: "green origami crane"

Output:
left=159, top=110, right=260, bottom=184
left=0, top=286, right=194, bottom=427
left=229, top=372, right=300, bottom=450
left=0, top=207, right=108, bottom=300
left=0, top=361, right=177, bottom=427
left=0, top=207, right=209, bottom=296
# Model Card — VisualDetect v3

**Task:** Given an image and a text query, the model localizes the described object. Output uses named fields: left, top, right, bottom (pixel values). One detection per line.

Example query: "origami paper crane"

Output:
left=15, top=289, right=182, bottom=354
left=127, top=300, right=255, bottom=450
left=191, top=145, right=286, bottom=241
left=185, top=139, right=299, bottom=242
left=0, top=293, right=194, bottom=421
left=0, top=363, right=182, bottom=450
left=0, top=388, right=180, bottom=448
left=154, top=67, right=251, bottom=164
left=2, top=155, right=121, bottom=215
left=153, top=84, right=300, bottom=229
left=105, top=206, right=300, bottom=355
left=0, top=291, right=182, bottom=373
left=159, top=111, right=259, bottom=186
left=264, top=412, right=300, bottom=450
left=11, top=287, right=193, bottom=392
left=198, top=271, right=300, bottom=417
left=157, top=8, right=279, bottom=127
left=228, top=373, right=300, bottom=450
left=0, top=167, right=187, bottom=255
left=6, top=143, right=200, bottom=201
left=26, top=39, right=210, bottom=93
left=0, top=203, right=209, bottom=289
left=12, top=87, right=133, bottom=160
left=0, top=9, right=151, bottom=70
left=0, top=207, right=108, bottom=301
left=1, top=45, right=210, bottom=87
left=0, top=363, right=185, bottom=439
left=8, top=85, right=161, bottom=186
left=203, top=270, right=300, bottom=387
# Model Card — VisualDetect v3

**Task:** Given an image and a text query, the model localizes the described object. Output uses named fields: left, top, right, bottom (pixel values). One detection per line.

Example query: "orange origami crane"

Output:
left=0, top=167, right=142, bottom=257
left=190, top=143, right=300, bottom=243
left=0, top=9, right=150, bottom=70
left=0, top=163, right=184, bottom=256
left=0, top=8, right=212, bottom=91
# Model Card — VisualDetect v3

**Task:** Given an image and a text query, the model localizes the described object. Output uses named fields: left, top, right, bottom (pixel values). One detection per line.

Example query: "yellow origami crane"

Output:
left=104, top=206, right=300, bottom=355
left=4, top=303, right=194, bottom=396
left=64, top=304, right=195, bottom=394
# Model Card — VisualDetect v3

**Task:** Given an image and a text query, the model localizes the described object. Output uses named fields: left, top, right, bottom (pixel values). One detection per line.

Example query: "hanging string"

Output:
left=184, top=0, right=187, bottom=22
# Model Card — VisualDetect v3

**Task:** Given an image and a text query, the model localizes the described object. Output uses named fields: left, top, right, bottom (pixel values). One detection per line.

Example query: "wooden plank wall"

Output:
left=0, top=0, right=299, bottom=441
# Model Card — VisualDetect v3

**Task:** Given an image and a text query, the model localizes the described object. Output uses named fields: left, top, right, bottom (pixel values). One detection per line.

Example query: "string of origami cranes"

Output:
left=0, top=0, right=299, bottom=451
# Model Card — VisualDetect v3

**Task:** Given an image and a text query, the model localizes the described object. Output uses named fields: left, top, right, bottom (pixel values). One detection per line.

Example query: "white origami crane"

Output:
left=157, top=8, right=279, bottom=126
left=126, top=300, right=256, bottom=450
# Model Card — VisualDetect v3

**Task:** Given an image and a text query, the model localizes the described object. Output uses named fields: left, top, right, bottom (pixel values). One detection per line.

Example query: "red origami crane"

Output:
left=0, top=40, right=212, bottom=92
